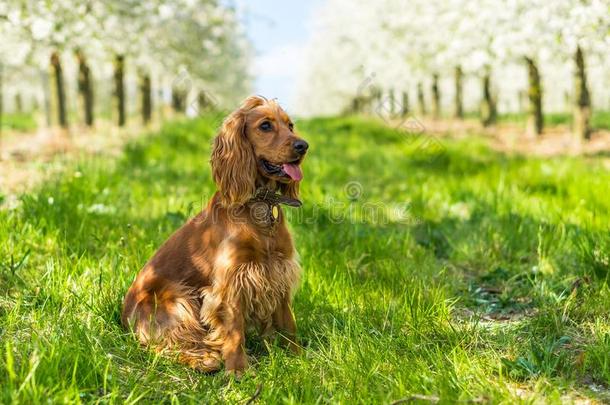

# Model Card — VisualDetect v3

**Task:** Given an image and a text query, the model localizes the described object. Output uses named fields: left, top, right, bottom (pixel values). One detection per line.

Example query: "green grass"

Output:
left=497, top=112, right=575, bottom=127
left=1, top=112, right=37, bottom=132
left=496, top=110, right=610, bottom=130
left=1, top=115, right=609, bottom=403
left=592, top=111, right=610, bottom=130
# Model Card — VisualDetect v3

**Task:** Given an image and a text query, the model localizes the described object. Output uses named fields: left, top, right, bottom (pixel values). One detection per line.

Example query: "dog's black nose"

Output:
left=293, top=140, right=309, bottom=155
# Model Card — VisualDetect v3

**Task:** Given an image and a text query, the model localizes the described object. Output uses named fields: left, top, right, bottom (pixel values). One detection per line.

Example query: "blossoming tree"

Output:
left=296, top=0, right=610, bottom=139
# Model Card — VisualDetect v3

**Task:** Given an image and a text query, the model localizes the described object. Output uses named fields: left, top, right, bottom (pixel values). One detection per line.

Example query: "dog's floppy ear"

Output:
left=211, top=104, right=258, bottom=206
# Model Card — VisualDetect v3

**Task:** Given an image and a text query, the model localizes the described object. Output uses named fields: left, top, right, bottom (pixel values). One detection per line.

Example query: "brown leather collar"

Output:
left=249, top=187, right=302, bottom=208
left=247, top=187, right=301, bottom=227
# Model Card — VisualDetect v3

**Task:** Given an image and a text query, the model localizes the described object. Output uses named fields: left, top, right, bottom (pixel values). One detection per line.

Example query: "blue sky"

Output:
left=236, top=0, right=324, bottom=112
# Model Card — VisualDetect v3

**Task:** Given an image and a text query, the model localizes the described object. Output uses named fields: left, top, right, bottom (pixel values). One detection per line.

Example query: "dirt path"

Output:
left=0, top=121, right=160, bottom=204
left=415, top=117, right=610, bottom=161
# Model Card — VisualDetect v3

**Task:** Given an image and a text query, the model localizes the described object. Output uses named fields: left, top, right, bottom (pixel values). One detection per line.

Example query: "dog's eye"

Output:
left=259, top=121, right=273, bottom=132
left=288, top=122, right=294, bottom=131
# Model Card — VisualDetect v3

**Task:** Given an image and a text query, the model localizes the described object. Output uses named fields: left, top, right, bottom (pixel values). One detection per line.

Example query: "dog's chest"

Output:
left=211, top=230, right=300, bottom=328
left=235, top=258, right=301, bottom=328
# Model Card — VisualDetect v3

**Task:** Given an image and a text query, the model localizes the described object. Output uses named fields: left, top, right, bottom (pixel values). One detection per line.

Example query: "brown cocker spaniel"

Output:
left=121, top=96, right=308, bottom=376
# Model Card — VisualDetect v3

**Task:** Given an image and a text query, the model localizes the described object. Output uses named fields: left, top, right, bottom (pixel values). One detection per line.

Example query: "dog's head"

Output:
left=211, top=96, right=308, bottom=206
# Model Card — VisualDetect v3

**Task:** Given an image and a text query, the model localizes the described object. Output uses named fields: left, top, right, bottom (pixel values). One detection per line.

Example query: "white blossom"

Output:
left=295, top=0, right=610, bottom=116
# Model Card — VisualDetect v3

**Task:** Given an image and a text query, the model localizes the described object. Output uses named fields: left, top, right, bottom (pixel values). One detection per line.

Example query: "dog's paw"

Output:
left=187, top=355, right=222, bottom=373
left=180, top=348, right=222, bottom=373
left=198, top=357, right=222, bottom=372
left=224, top=368, right=245, bottom=381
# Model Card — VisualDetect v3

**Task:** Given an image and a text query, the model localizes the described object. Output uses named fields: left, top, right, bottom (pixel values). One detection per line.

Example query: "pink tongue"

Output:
left=282, top=163, right=303, bottom=181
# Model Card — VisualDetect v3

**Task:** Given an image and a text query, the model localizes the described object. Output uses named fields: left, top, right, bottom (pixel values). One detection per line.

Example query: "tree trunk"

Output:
left=388, top=88, right=396, bottom=116
left=454, top=66, right=463, bottom=119
left=431, top=73, right=440, bottom=119
left=198, top=90, right=211, bottom=113
left=171, top=89, right=178, bottom=112
left=140, top=73, right=152, bottom=124
left=114, top=54, right=126, bottom=126
left=417, top=82, right=426, bottom=115
left=481, top=71, right=496, bottom=127
left=14, top=93, right=22, bottom=113
left=401, top=91, right=409, bottom=117
left=50, top=51, right=68, bottom=128
left=351, top=97, right=360, bottom=114
left=573, top=45, right=591, bottom=140
left=76, top=50, right=94, bottom=126
left=157, top=87, right=165, bottom=122
left=525, top=56, right=543, bottom=136
left=371, top=86, right=382, bottom=115
left=171, top=86, right=186, bottom=113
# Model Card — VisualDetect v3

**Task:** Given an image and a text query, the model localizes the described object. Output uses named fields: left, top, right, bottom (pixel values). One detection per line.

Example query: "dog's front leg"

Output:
left=272, top=296, right=300, bottom=354
left=222, top=301, right=247, bottom=377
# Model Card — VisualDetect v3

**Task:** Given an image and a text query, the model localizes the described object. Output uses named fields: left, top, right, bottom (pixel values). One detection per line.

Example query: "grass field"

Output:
left=458, top=110, right=610, bottom=131
left=1, top=115, right=609, bottom=403
left=1, top=113, right=37, bottom=133
left=496, top=111, right=610, bottom=130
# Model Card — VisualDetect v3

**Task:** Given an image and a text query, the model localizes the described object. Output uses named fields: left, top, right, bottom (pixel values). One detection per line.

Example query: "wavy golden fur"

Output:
left=121, top=96, right=308, bottom=376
